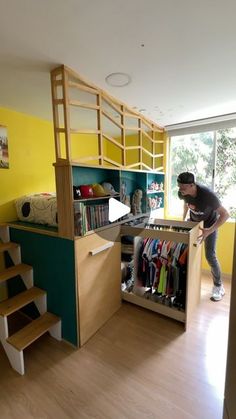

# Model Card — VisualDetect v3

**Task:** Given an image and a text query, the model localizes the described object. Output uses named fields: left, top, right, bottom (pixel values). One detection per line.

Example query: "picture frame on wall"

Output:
left=0, top=125, right=9, bottom=168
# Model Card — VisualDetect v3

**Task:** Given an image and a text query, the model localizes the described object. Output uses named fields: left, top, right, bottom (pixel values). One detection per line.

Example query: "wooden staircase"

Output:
left=0, top=224, right=61, bottom=375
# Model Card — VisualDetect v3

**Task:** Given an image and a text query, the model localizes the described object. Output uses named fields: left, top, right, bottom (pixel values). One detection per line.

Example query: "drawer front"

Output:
left=75, top=226, right=121, bottom=345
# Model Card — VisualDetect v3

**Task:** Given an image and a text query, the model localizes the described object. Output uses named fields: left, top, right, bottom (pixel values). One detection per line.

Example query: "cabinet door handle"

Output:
left=89, top=241, right=114, bottom=256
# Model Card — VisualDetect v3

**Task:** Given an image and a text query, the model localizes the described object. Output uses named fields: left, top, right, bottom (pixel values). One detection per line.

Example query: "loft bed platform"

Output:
left=6, top=221, right=59, bottom=237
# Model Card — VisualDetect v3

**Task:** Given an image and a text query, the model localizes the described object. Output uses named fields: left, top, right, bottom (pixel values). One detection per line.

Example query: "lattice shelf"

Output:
left=51, top=65, right=166, bottom=171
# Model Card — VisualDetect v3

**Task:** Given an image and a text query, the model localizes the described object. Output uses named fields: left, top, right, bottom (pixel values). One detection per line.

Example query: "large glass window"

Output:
left=169, top=128, right=236, bottom=219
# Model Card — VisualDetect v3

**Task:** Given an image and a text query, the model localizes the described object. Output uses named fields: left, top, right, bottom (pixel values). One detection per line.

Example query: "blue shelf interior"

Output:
left=72, top=166, right=120, bottom=195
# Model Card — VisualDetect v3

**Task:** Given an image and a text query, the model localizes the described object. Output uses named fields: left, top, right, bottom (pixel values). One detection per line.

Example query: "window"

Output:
left=169, top=128, right=236, bottom=219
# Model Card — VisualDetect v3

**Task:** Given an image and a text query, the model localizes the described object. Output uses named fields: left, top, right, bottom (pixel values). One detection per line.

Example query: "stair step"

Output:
left=0, top=287, right=46, bottom=316
left=0, top=263, right=32, bottom=284
left=0, top=242, right=19, bottom=252
left=7, top=312, right=60, bottom=351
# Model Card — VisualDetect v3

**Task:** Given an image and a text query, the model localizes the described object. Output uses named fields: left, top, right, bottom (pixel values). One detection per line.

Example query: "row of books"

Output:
left=74, top=202, right=109, bottom=236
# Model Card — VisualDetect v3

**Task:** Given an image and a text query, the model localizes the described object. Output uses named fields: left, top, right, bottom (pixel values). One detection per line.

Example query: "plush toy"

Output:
left=124, top=195, right=131, bottom=208
left=132, top=189, right=143, bottom=215
left=121, top=181, right=127, bottom=204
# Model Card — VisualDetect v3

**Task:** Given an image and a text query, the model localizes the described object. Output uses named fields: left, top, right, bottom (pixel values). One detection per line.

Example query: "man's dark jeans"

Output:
left=204, top=230, right=222, bottom=287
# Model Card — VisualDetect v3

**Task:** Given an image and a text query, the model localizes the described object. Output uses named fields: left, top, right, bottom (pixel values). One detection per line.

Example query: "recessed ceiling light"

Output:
left=105, top=72, right=131, bottom=87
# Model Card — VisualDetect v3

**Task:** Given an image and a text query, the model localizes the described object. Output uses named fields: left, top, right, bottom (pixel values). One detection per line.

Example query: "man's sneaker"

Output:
left=211, top=285, right=225, bottom=301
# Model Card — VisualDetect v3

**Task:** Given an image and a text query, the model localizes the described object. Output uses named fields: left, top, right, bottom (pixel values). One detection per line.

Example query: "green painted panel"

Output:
left=9, top=228, right=78, bottom=346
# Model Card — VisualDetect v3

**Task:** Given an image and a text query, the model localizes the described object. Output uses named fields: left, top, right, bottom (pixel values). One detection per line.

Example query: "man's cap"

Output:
left=102, top=182, right=118, bottom=195
left=92, top=183, right=107, bottom=197
left=177, top=172, right=195, bottom=184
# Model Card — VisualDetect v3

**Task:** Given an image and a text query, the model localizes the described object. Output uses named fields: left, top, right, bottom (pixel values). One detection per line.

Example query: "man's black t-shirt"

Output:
left=178, top=184, right=221, bottom=228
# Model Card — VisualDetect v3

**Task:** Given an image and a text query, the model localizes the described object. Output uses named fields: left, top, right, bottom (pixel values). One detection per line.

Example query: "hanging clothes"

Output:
left=134, top=238, right=188, bottom=309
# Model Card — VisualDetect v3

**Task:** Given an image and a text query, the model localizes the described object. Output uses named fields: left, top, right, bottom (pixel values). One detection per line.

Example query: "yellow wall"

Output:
left=0, top=107, right=56, bottom=223
left=202, top=221, right=235, bottom=276
left=0, top=107, right=56, bottom=300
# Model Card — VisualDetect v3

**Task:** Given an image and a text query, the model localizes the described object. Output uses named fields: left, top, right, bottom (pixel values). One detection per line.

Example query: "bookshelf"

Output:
left=70, top=164, right=165, bottom=237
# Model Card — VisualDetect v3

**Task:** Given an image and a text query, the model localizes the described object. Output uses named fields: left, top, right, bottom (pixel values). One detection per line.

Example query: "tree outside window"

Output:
left=169, top=128, right=236, bottom=219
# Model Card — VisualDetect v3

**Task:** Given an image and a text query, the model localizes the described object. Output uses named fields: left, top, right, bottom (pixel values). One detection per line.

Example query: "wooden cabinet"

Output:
left=75, top=226, right=121, bottom=345
left=120, top=219, right=203, bottom=329
left=55, top=163, right=202, bottom=344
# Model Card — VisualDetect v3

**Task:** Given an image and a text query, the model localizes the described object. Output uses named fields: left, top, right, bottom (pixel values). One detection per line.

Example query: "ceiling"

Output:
left=1, top=0, right=236, bottom=128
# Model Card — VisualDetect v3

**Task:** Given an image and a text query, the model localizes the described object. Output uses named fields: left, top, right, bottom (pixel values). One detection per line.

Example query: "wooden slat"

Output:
left=56, top=128, right=66, bottom=133
left=121, top=105, right=126, bottom=166
left=62, top=67, right=71, bottom=161
left=5, top=222, right=58, bottom=237
left=140, top=162, right=152, bottom=171
left=103, top=156, right=123, bottom=167
left=53, top=99, right=64, bottom=105
left=50, top=71, right=62, bottom=160
left=97, top=93, right=103, bottom=166
left=125, top=126, right=141, bottom=131
left=102, top=133, right=124, bottom=150
left=0, top=242, right=18, bottom=253
left=70, top=129, right=101, bottom=135
left=142, top=119, right=154, bottom=132
left=69, top=100, right=99, bottom=110
left=143, top=118, right=164, bottom=133
left=7, top=312, right=60, bottom=351
left=153, top=127, right=164, bottom=133
left=125, top=146, right=141, bottom=150
left=0, top=264, right=32, bottom=284
left=138, top=118, right=142, bottom=169
left=152, top=123, right=155, bottom=169
left=142, top=148, right=153, bottom=157
left=68, top=81, right=99, bottom=95
left=0, top=287, right=46, bottom=316
left=102, top=95, right=123, bottom=116
left=102, top=110, right=124, bottom=130
left=54, top=80, right=63, bottom=86
left=125, top=162, right=142, bottom=169
left=142, top=130, right=154, bottom=142
left=125, top=112, right=140, bottom=119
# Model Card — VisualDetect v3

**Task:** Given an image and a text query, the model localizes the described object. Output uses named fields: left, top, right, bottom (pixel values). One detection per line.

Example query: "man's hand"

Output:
left=197, top=205, right=229, bottom=243
left=197, top=227, right=212, bottom=243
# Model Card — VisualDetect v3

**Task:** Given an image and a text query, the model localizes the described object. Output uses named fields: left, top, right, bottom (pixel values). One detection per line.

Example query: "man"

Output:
left=177, top=172, right=229, bottom=301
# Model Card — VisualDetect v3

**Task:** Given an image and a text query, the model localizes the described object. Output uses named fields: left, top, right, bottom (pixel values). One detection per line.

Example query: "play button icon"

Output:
left=109, top=198, right=130, bottom=222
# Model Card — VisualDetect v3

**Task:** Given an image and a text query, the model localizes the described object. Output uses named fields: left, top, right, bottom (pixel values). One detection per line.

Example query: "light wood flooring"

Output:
left=0, top=274, right=231, bottom=419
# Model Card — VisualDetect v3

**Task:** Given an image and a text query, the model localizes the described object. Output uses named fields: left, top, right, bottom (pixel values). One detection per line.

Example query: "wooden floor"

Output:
left=0, top=274, right=231, bottom=419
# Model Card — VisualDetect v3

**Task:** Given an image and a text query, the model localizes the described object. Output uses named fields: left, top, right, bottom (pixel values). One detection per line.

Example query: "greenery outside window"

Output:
left=169, top=128, right=236, bottom=219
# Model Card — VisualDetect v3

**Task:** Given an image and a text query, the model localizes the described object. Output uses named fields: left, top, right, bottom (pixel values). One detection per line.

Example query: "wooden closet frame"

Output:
left=50, top=65, right=167, bottom=239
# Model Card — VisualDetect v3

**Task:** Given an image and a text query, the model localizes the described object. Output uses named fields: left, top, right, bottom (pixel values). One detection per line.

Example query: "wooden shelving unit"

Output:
left=51, top=65, right=165, bottom=171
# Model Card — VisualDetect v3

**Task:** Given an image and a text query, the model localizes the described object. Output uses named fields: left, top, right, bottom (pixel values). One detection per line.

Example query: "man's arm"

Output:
left=198, top=205, right=230, bottom=242
left=183, top=202, right=189, bottom=221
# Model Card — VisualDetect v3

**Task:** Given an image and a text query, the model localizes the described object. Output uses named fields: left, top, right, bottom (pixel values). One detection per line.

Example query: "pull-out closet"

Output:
left=121, top=219, right=203, bottom=330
